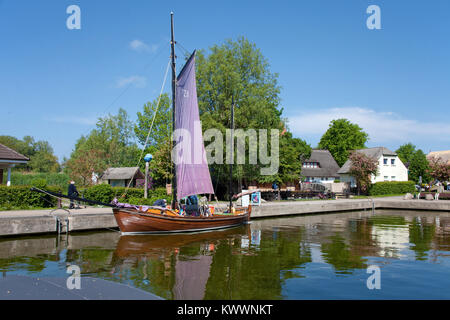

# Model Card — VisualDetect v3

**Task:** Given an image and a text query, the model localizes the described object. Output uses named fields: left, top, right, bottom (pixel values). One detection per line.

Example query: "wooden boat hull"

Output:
left=112, top=206, right=251, bottom=234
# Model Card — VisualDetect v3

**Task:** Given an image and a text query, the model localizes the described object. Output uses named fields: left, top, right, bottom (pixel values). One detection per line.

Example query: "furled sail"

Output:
left=173, top=51, right=214, bottom=200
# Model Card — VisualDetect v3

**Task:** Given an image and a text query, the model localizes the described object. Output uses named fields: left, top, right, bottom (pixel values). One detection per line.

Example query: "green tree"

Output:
left=396, top=143, right=430, bottom=183
left=274, top=131, right=311, bottom=184
left=134, top=94, right=173, bottom=186
left=135, top=93, right=172, bottom=148
left=28, top=151, right=60, bottom=173
left=318, top=119, right=368, bottom=167
left=396, top=143, right=416, bottom=166
left=408, top=149, right=431, bottom=183
left=66, top=108, right=140, bottom=185
left=195, top=37, right=308, bottom=189
left=0, top=135, right=60, bottom=172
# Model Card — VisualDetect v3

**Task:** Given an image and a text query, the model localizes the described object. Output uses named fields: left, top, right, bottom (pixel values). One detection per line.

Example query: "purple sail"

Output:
left=173, top=52, right=214, bottom=200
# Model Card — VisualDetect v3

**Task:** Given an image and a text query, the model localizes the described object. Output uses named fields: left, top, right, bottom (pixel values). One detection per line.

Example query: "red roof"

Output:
left=0, top=143, right=29, bottom=162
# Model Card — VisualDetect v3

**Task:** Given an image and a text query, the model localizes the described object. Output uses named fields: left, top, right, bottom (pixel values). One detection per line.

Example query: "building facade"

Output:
left=338, top=147, right=408, bottom=187
left=100, top=167, right=145, bottom=188
left=301, top=149, right=341, bottom=184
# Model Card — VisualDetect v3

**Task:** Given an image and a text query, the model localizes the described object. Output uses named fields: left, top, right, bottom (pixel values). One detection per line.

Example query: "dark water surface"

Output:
left=1, top=210, right=450, bottom=300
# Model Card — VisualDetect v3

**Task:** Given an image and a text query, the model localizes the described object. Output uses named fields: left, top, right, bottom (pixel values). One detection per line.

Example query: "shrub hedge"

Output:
left=0, top=185, right=62, bottom=210
left=368, top=181, right=416, bottom=196
left=0, top=182, right=171, bottom=210
left=80, top=184, right=172, bottom=204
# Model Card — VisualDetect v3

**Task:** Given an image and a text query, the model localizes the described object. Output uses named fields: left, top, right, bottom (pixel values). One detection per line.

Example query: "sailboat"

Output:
left=112, top=13, right=251, bottom=234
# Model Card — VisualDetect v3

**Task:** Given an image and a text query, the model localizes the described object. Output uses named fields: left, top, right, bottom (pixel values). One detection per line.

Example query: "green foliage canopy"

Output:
left=395, top=143, right=430, bottom=183
left=318, top=119, right=368, bottom=167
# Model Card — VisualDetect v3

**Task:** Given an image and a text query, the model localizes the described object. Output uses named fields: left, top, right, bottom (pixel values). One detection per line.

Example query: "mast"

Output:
left=170, top=12, right=177, bottom=209
left=229, top=96, right=234, bottom=212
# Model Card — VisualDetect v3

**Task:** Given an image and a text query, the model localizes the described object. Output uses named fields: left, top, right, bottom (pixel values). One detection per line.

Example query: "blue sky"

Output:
left=1, top=0, right=449, bottom=161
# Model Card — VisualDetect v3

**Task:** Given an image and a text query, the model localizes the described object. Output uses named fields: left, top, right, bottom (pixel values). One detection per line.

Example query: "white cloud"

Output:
left=45, top=115, right=97, bottom=126
left=288, top=107, right=450, bottom=146
left=115, top=75, right=147, bottom=88
left=129, top=39, right=158, bottom=53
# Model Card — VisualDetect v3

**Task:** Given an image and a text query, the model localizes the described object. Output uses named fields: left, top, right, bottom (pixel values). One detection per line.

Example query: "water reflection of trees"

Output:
left=409, top=217, right=436, bottom=261
left=204, top=227, right=312, bottom=299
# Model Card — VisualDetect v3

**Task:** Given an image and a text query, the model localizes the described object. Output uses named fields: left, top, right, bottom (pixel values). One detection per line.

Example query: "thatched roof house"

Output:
left=100, top=167, right=145, bottom=188
left=301, top=149, right=341, bottom=183
left=427, top=150, right=450, bottom=165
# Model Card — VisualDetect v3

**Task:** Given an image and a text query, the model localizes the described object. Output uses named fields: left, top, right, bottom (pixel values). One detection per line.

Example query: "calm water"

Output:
left=1, top=210, right=450, bottom=299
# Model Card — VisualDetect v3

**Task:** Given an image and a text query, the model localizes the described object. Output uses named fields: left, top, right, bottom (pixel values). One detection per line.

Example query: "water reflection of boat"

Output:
left=114, top=225, right=249, bottom=258
left=113, top=225, right=250, bottom=299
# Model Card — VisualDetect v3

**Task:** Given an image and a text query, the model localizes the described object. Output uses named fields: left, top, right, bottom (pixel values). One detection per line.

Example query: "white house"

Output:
left=338, top=147, right=408, bottom=188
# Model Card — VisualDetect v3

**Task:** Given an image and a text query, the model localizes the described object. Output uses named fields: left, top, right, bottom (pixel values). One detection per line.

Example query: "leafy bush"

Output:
left=31, top=178, right=47, bottom=189
left=127, top=197, right=155, bottom=206
left=82, top=184, right=114, bottom=204
left=369, top=181, right=416, bottom=196
left=0, top=185, right=62, bottom=210
left=82, top=185, right=172, bottom=205
left=0, top=183, right=173, bottom=210
left=111, top=187, right=144, bottom=200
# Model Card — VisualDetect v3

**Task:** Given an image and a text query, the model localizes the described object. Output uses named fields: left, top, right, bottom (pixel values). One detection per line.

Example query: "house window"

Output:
left=384, top=176, right=389, bottom=181
left=391, top=176, right=396, bottom=181
left=391, top=159, right=395, bottom=166
left=383, top=158, right=388, bottom=165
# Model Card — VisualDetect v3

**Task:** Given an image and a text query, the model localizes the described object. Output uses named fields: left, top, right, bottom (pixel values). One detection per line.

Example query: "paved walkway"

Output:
left=0, top=207, right=113, bottom=218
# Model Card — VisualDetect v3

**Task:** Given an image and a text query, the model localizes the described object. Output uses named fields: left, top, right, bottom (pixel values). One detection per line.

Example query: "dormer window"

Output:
left=383, top=158, right=388, bottom=165
left=303, top=162, right=320, bottom=168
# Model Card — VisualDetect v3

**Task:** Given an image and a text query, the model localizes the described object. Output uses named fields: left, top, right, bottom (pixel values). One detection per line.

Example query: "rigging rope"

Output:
left=120, top=58, right=172, bottom=199
left=79, top=44, right=166, bottom=139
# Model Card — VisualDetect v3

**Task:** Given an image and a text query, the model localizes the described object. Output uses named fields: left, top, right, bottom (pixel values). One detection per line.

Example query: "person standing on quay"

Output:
left=68, top=181, right=79, bottom=209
